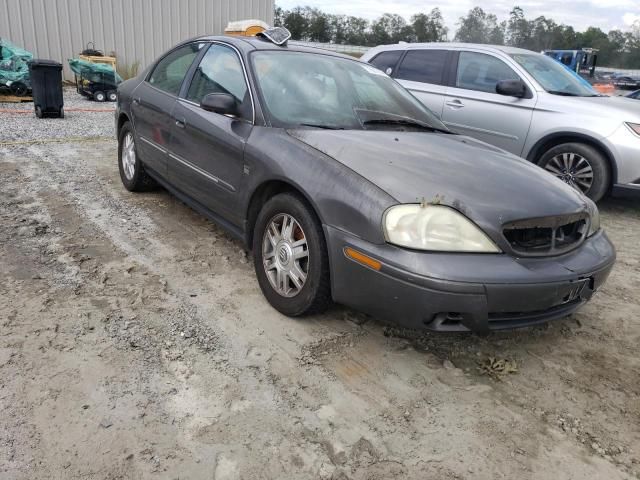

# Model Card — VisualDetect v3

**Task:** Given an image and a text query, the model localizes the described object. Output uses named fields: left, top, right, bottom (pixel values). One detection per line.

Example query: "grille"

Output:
left=503, top=213, right=588, bottom=256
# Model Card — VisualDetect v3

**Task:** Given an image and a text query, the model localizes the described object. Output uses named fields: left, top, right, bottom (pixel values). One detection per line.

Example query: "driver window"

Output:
left=456, top=51, right=519, bottom=94
left=186, top=44, right=250, bottom=119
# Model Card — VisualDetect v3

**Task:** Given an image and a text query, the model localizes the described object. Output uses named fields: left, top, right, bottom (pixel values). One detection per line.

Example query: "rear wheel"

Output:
left=118, top=121, right=156, bottom=192
left=107, top=90, right=117, bottom=102
left=11, top=82, right=28, bottom=96
left=94, top=90, right=106, bottom=102
left=253, top=193, right=331, bottom=316
left=538, top=142, right=610, bottom=202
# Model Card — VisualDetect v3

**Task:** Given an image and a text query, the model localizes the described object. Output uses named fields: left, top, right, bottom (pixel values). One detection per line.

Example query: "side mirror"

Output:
left=496, top=79, right=526, bottom=98
left=201, top=93, right=238, bottom=116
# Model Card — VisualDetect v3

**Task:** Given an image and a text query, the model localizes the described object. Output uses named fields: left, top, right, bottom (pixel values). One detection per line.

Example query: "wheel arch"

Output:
left=117, top=112, right=131, bottom=138
left=244, top=178, right=324, bottom=248
left=525, top=132, right=618, bottom=185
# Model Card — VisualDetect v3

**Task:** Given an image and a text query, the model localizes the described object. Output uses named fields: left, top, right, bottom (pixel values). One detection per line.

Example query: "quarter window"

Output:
left=148, top=43, right=203, bottom=95
left=395, top=50, right=447, bottom=85
left=186, top=44, right=251, bottom=120
left=456, top=51, right=520, bottom=93
left=369, top=50, right=403, bottom=74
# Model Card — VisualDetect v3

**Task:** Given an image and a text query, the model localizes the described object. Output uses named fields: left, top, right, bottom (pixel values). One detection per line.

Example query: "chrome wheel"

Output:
left=121, top=132, right=136, bottom=180
left=544, top=152, right=594, bottom=193
left=262, top=213, right=309, bottom=298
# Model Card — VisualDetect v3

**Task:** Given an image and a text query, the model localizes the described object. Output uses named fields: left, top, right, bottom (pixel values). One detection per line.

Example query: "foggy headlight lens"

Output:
left=383, top=204, right=501, bottom=252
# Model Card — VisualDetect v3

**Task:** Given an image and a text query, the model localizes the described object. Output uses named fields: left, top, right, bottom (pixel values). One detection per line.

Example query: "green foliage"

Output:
left=275, top=4, right=640, bottom=68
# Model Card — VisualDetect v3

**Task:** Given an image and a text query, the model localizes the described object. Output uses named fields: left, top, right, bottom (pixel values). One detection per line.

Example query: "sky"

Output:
left=276, top=0, right=640, bottom=34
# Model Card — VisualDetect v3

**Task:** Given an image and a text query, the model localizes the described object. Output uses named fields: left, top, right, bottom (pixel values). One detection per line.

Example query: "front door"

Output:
left=169, top=43, right=253, bottom=225
left=441, top=51, right=536, bottom=156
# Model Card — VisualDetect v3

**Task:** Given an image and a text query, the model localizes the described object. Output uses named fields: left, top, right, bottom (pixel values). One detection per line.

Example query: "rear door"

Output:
left=131, top=43, right=203, bottom=177
left=440, top=50, right=536, bottom=156
left=393, top=49, right=449, bottom=118
left=169, top=42, right=253, bottom=225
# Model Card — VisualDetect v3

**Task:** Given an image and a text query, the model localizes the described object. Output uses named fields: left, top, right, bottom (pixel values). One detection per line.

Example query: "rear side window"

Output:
left=369, top=50, right=403, bottom=74
left=456, top=51, right=520, bottom=93
left=148, top=43, right=203, bottom=95
left=395, top=50, right=447, bottom=85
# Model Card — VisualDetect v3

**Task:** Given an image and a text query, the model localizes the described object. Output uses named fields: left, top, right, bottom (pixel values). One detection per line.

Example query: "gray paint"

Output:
left=115, top=35, right=616, bottom=333
left=0, top=0, right=274, bottom=80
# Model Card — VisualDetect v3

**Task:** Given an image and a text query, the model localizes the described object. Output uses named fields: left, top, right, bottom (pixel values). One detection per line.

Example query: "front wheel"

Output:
left=538, top=142, right=610, bottom=202
left=107, top=90, right=117, bottom=102
left=94, top=90, right=106, bottom=102
left=253, top=193, right=332, bottom=316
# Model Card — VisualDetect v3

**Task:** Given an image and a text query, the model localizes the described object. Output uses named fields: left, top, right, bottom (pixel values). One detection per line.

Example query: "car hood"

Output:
left=288, top=129, right=590, bottom=231
left=537, top=94, right=640, bottom=125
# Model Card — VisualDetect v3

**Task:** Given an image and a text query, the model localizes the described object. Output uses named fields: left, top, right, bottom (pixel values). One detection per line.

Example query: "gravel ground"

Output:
left=0, top=87, right=115, bottom=143
left=0, top=100, right=639, bottom=480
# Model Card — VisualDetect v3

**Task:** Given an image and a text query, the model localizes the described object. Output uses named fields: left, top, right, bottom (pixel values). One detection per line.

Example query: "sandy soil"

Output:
left=1, top=137, right=639, bottom=479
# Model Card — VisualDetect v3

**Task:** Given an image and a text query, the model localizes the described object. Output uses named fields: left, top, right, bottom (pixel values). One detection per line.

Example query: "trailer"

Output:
left=68, top=58, right=122, bottom=102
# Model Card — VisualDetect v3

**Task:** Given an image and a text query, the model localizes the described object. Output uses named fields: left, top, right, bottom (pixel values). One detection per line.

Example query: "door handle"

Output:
left=132, top=97, right=140, bottom=105
left=445, top=99, right=465, bottom=109
left=175, top=118, right=186, bottom=129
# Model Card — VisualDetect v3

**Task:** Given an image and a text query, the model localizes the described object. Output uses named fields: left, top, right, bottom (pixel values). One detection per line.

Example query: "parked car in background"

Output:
left=611, top=75, right=640, bottom=90
left=115, top=32, right=614, bottom=333
left=362, top=43, right=640, bottom=201
left=626, top=89, right=640, bottom=100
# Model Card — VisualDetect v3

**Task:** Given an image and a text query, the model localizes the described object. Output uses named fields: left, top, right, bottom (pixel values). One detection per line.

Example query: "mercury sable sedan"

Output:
left=115, top=30, right=615, bottom=333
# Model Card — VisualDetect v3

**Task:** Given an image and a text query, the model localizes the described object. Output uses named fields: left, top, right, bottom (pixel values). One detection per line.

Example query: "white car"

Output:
left=362, top=43, right=640, bottom=201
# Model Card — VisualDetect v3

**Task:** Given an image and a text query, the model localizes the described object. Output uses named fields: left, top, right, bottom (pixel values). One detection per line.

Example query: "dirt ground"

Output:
left=1, top=135, right=639, bottom=479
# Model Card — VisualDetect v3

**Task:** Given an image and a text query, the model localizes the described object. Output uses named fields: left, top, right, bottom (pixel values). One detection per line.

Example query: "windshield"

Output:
left=251, top=51, right=449, bottom=131
left=510, top=53, right=598, bottom=97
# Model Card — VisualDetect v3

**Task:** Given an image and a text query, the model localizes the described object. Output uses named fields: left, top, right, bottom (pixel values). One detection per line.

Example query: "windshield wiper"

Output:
left=299, top=123, right=344, bottom=130
left=362, top=118, right=451, bottom=133
left=547, top=90, right=581, bottom=96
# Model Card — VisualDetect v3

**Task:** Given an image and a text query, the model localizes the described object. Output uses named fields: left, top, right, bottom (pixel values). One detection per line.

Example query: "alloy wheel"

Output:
left=262, top=213, right=309, bottom=298
left=544, top=152, right=594, bottom=194
left=121, top=132, right=136, bottom=181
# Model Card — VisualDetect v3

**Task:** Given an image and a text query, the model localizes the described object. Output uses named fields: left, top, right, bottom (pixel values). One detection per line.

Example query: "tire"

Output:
left=59, top=108, right=64, bottom=119
left=11, top=82, right=27, bottom=96
left=35, top=106, right=43, bottom=118
left=94, top=90, right=106, bottom=102
left=118, top=121, right=157, bottom=192
left=537, top=142, right=610, bottom=202
left=107, top=90, right=117, bottom=102
left=253, top=192, right=332, bottom=316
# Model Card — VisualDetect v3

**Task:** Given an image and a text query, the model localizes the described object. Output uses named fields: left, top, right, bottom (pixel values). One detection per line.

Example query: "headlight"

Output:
left=626, top=122, right=640, bottom=137
left=384, top=204, right=501, bottom=252
left=588, top=204, right=600, bottom=237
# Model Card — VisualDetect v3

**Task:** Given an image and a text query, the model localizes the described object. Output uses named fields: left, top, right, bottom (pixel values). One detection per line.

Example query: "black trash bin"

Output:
left=28, top=59, right=64, bottom=118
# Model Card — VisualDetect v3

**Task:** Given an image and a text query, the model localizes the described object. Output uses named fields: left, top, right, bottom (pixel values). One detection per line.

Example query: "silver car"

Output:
left=362, top=43, right=640, bottom=201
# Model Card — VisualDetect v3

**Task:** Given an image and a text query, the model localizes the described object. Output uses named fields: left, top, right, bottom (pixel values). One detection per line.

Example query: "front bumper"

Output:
left=605, top=124, right=640, bottom=196
left=325, top=226, right=616, bottom=333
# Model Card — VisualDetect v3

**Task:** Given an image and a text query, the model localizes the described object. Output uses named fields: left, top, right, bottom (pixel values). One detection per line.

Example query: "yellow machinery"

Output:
left=224, top=20, right=269, bottom=37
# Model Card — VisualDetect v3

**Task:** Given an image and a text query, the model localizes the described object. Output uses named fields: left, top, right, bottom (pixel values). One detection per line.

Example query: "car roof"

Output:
left=369, top=42, right=536, bottom=56
left=188, top=34, right=357, bottom=60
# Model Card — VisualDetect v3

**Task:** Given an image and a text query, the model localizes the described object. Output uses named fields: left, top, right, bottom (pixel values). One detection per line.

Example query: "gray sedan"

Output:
left=115, top=33, right=615, bottom=333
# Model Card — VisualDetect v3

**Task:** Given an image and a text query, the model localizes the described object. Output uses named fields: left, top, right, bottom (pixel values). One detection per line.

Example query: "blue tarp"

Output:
left=0, top=37, right=33, bottom=87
